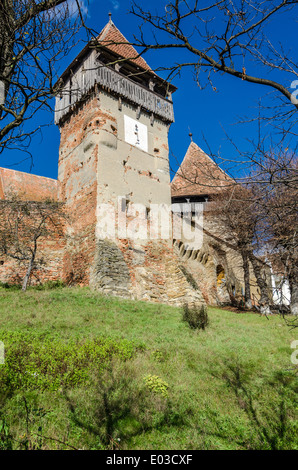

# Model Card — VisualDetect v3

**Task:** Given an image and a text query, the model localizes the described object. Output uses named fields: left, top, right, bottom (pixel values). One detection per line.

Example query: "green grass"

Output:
left=0, top=286, right=297, bottom=450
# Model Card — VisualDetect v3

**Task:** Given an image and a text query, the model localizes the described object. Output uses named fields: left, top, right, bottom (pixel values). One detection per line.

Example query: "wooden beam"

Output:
left=136, top=105, right=141, bottom=120
left=55, top=54, right=175, bottom=124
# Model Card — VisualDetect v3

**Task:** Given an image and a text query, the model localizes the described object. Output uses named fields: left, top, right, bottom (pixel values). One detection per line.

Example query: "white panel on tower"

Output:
left=124, top=115, right=148, bottom=153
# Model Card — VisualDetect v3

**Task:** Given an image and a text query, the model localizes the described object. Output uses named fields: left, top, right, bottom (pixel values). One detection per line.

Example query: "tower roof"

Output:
left=171, top=142, right=233, bottom=198
left=97, top=18, right=152, bottom=73
left=56, top=18, right=176, bottom=92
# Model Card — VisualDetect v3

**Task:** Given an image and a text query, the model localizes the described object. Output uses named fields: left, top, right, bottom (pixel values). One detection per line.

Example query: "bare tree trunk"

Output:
left=248, top=251, right=271, bottom=315
left=288, top=271, right=298, bottom=316
left=22, top=256, right=34, bottom=292
left=290, top=288, right=298, bottom=316
left=0, top=0, right=15, bottom=103
left=242, top=250, right=252, bottom=309
left=22, top=241, right=37, bottom=292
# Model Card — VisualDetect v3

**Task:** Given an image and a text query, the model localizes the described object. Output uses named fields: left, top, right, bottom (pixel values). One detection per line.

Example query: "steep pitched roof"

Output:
left=97, top=19, right=152, bottom=73
left=57, top=18, right=173, bottom=88
left=171, top=142, right=233, bottom=198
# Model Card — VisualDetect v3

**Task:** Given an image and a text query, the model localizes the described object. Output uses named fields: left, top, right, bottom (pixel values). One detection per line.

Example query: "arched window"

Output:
left=216, top=265, right=225, bottom=287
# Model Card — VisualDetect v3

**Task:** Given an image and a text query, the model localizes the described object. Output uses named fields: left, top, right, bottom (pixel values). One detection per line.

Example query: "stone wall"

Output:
left=175, top=211, right=271, bottom=306
left=57, top=89, right=205, bottom=306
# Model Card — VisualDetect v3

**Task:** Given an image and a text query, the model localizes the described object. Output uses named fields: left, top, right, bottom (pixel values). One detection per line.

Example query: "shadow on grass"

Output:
left=218, top=359, right=297, bottom=450
left=64, top=360, right=186, bottom=450
left=61, top=357, right=297, bottom=450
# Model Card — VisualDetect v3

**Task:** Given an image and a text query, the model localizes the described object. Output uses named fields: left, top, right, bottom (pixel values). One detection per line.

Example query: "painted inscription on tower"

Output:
left=124, top=115, right=148, bottom=152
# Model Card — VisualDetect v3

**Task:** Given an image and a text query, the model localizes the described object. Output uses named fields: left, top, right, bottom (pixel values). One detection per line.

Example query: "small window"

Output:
left=121, top=197, right=129, bottom=212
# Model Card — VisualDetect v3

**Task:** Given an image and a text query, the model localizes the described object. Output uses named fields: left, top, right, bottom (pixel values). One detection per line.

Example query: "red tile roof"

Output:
left=56, top=18, right=176, bottom=92
left=171, top=142, right=233, bottom=198
left=98, top=20, right=152, bottom=73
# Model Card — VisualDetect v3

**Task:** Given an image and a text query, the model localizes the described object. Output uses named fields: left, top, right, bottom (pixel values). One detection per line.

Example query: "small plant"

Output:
left=182, top=303, right=209, bottom=330
left=143, top=375, right=169, bottom=398
left=34, top=280, right=66, bottom=290
left=0, top=332, right=139, bottom=393
left=0, top=282, right=21, bottom=291
left=152, top=349, right=167, bottom=363
left=0, top=418, right=13, bottom=450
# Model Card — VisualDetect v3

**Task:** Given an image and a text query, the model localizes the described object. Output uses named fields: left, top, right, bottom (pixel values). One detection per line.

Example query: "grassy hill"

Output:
left=0, top=286, right=297, bottom=450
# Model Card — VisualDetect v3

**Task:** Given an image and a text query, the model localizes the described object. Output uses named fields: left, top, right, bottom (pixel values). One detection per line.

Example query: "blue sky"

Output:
left=1, top=0, right=297, bottom=181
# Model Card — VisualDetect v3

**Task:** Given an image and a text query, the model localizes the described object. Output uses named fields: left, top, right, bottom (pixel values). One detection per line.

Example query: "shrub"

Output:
left=152, top=349, right=167, bottom=363
left=33, top=280, right=66, bottom=290
left=0, top=332, right=139, bottom=393
left=182, top=303, right=209, bottom=330
left=0, top=418, right=13, bottom=450
left=143, top=375, right=169, bottom=398
left=0, top=282, right=21, bottom=291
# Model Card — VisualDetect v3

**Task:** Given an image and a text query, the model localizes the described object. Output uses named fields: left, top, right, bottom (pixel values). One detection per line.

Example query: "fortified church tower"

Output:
left=55, top=17, right=204, bottom=306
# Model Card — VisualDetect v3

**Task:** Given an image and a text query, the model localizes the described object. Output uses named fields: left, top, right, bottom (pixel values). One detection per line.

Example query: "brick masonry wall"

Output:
left=57, top=91, right=205, bottom=306
left=58, top=95, right=103, bottom=285
left=0, top=168, right=58, bottom=201
left=0, top=201, right=66, bottom=286
left=0, top=93, right=255, bottom=307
